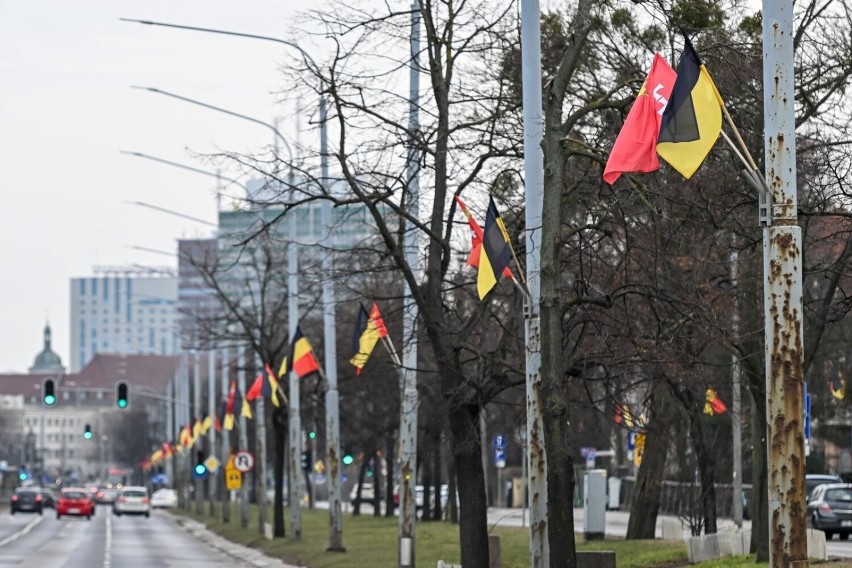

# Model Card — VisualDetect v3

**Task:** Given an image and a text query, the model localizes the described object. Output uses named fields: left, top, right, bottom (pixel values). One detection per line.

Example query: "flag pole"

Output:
left=380, top=334, right=403, bottom=368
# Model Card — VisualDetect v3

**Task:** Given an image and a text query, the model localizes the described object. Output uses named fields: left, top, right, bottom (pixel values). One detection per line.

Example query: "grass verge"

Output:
left=172, top=502, right=687, bottom=567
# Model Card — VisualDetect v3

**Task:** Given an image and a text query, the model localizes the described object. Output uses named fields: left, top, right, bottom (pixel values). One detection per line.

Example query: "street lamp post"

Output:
left=129, top=87, right=294, bottom=161
left=123, top=17, right=345, bottom=551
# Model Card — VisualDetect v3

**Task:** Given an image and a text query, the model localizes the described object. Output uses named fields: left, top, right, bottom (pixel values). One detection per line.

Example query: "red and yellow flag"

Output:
left=279, top=326, right=320, bottom=380
left=350, top=303, right=389, bottom=375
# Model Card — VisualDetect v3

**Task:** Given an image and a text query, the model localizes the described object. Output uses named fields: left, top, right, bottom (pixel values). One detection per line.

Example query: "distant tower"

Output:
left=30, top=321, right=65, bottom=373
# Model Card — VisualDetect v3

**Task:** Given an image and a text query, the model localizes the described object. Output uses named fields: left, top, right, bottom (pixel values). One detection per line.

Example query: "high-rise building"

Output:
left=69, top=266, right=179, bottom=372
left=177, top=239, right=218, bottom=350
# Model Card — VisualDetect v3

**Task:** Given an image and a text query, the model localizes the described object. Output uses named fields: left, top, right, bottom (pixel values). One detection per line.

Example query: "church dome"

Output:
left=30, top=322, right=65, bottom=373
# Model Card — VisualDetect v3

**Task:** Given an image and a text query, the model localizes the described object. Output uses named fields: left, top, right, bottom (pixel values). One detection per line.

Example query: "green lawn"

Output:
left=172, top=503, right=688, bottom=568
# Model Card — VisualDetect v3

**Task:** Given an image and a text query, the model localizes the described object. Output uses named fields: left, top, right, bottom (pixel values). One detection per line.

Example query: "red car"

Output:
left=56, top=488, right=95, bottom=520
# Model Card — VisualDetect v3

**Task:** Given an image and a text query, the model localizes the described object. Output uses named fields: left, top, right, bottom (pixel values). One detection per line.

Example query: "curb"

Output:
left=172, top=514, right=304, bottom=568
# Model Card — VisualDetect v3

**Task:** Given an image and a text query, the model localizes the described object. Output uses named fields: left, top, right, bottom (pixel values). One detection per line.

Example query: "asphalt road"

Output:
left=0, top=506, right=258, bottom=568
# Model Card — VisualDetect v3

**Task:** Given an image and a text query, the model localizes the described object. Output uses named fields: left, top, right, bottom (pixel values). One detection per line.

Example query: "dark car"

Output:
left=806, top=474, right=843, bottom=500
left=10, top=488, right=43, bottom=515
left=38, top=488, right=57, bottom=509
left=56, top=488, right=95, bottom=520
left=807, top=483, right=852, bottom=540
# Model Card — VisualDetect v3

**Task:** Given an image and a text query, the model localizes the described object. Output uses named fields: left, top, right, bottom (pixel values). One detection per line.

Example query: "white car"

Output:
left=112, top=486, right=151, bottom=517
left=150, top=488, right=178, bottom=509
left=349, top=483, right=382, bottom=505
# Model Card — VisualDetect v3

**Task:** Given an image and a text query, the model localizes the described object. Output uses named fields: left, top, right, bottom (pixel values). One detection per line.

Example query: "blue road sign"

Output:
left=493, top=434, right=506, bottom=468
left=804, top=382, right=811, bottom=441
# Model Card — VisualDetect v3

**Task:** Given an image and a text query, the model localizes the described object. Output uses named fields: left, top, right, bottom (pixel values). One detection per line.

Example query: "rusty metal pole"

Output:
left=520, top=0, right=548, bottom=566
left=762, top=1, right=808, bottom=566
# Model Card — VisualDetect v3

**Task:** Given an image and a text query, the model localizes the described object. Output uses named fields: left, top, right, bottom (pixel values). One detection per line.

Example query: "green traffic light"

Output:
left=116, top=382, right=129, bottom=408
left=44, top=394, right=56, bottom=406
left=342, top=454, right=354, bottom=466
left=309, top=431, right=316, bottom=440
left=18, top=473, right=26, bottom=481
left=84, top=431, right=93, bottom=440
left=194, top=464, right=206, bottom=475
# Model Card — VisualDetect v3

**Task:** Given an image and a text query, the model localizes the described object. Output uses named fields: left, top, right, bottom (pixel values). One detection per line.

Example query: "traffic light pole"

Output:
left=194, top=352, right=203, bottom=515
left=221, top=346, right=231, bottom=524
left=208, top=351, right=217, bottom=517
left=237, top=344, right=250, bottom=528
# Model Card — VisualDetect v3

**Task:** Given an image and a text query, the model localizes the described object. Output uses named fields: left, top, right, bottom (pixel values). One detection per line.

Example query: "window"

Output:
left=826, top=489, right=852, bottom=502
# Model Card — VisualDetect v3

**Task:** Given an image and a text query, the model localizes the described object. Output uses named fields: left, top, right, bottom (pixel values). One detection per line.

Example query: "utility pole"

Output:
left=288, top=228, right=302, bottom=539
left=221, top=346, right=231, bottom=523
left=237, top=344, right=250, bottom=528
left=256, top=355, right=269, bottom=537
left=399, top=3, right=420, bottom=567
left=731, top=243, right=743, bottom=528
left=320, top=79, right=345, bottom=554
left=208, top=350, right=217, bottom=517
left=762, top=1, right=807, bottom=566
left=520, top=0, right=548, bottom=566
left=194, top=351, right=203, bottom=515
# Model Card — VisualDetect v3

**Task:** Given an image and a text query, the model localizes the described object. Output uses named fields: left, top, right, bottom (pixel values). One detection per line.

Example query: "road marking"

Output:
left=0, top=516, right=43, bottom=547
left=104, top=512, right=112, bottom=568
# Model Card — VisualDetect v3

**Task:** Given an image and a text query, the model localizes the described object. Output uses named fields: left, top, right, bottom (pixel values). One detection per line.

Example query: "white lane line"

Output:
left=0, top=516, right=43, bottom=547
left=104, top=511, right=112, bottom=568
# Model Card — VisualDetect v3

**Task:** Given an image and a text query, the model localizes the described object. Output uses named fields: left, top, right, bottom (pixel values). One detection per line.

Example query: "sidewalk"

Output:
left=486, top=506, right=751, bottom=539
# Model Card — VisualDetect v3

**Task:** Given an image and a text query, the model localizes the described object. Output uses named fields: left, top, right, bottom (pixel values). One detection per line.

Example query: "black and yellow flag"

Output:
left=657, top=36, right=724, bottom=179
left=477, top=196, right=512, bottom=300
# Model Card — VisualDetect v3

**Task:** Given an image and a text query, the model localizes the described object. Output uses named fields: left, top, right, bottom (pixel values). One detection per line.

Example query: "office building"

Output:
left=69, top=266, right=178, bottom=372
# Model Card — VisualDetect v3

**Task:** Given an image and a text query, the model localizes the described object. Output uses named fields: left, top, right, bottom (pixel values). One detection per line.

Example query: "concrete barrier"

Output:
left=488, top=535, right=501, bottom=568
left=807, top=529, right=827, bottom=560
left=687, top=533, right=722, bottom=563
left=661, top=518, right=683, bottom=540
left=576, top=551, right=616, bottom=568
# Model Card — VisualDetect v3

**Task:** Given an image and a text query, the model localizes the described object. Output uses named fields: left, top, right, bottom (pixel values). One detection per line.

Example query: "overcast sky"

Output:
left=0, top=0, right=314, bottom=372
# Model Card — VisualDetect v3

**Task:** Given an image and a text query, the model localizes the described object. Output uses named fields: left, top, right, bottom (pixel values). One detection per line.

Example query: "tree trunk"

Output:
left=423, top=433, right=434, bottom=521
left=386, top=432, right=396, bottom=517
left=373, top=448, right=382, bottom=517
left=432, top=426, right=443, bottom=521
left=687, top=412, right=717, bottom=534
left=750, top=380, right=769, bottom=560
left=447, top=421, right=459, bottom=524
left=448, top=402, right=490, bottom=568
left=273, top=408, right=286, bottom=537
left=626, top=384, right=670, bottom=539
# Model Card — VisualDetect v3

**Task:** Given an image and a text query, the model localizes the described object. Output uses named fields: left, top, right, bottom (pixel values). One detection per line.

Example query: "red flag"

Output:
left=225, top=381, right=237, bottom=414
left=246, top=373, right=263, bottom=401
left=603, top=53, right=677, bottom=184
left=455, top=195, right=512, bottom=277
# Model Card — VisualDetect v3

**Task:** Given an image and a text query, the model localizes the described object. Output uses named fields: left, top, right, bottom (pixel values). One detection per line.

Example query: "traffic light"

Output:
left=83, top=424, right=93, bottom=440
left=42, top=378, right=56, bottom=406
left=193, top=451, right=207, bottom=479
left=18, top=466, right=27, bottom=481
left=342, top=453, right=354, bottom=466
left=301, top=449, right=312, bottom=471
left=116, top=381, right=129, bottom=409
left=308, top=430, right=316, bottom=440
